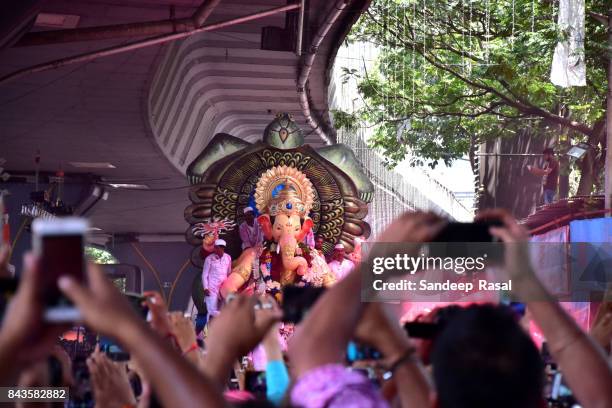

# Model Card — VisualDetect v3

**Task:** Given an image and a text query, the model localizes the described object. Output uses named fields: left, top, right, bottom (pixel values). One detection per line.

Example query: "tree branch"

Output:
left=588, top=11, right=609, bottom=26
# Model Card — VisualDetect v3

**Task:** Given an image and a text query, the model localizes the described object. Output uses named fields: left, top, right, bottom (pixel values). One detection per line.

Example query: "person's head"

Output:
left=214, top=239, right=226, bottom=256
left=542, top=147, right=554, bottom=162
left=244, top=207, right=255, bottom=225
left=315, top=236, right=324, bottom=250
left=332, top=244, right=345, bottom=261
left=431, top=304, right=544, bottom=408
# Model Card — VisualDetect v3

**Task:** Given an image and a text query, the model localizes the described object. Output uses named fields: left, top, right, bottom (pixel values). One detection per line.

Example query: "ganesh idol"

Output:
left=219, top=165, right=335, bottom=298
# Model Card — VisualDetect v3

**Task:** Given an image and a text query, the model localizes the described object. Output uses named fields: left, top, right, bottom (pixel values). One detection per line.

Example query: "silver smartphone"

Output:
left=32, top=217, right=88, bottom=322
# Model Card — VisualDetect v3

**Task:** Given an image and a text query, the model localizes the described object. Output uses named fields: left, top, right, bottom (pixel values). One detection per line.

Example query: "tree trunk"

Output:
left=577, top=151, right=595, bottom=196
left=576, top=120, right=606, bottom=196
left=559, top=155, right=570, bottom=198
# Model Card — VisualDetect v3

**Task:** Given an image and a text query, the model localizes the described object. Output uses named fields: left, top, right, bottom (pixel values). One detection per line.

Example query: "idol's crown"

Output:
left=254, top=165, right=314, bottom=218
left=268, top=184, right=307, bottom=217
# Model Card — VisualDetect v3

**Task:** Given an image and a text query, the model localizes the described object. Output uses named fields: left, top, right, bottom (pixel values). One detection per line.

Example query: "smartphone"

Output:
left=32, top=217, right=88, bottom=322
left=433, top=220, right=503, bottom=243
left=0, top=278, right=18, bottom=323
left=99, top=335, right=130, bottom=361
left=281, top=285, right=326, bottom=323
left=509, top=301, right=526, bottom=318
left=99, top=293, right=148, bottom=361
left=244, top=371, right=267, bottom=396
left=403, top=321, right=440, bottom=339
left=125, top=292, right=149, bottom=319
left=430, top=220, right=504, bottom=262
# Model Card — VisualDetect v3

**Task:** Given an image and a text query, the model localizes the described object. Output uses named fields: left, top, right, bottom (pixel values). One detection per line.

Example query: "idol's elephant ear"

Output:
left=296, top=218, right=314, bottom=242
left=317, top=143, right=375, bottom=204
left=257, top=214, right=273, bottom=240
left=186, top=133, right=251, bottom=184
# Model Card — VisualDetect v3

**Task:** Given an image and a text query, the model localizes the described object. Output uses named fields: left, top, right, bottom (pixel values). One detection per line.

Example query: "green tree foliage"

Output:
left=343, top=0, right=608, bottom=193
left=85, top=246, right=117, bottom=264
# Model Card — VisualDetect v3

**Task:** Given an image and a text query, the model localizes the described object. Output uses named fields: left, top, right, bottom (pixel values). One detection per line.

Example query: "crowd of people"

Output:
left=0, top=209, right=611, bottom=407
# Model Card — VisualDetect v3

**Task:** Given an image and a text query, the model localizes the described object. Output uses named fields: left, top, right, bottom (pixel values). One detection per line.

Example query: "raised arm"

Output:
left=486, top=210, right=612, bottom=408
left=354, top=303, right=432, bottom=407
left=0, top=254, right=68, bottom=386
left=262, top=322, right=289, bottom=406
left=202, top=294, right=281, bottom=386
left=288, top=261, right=364, bottom=377
left=59, top=264, right=226, bottom=408
left=289, top=211, right=445, bottom=378
left=527, top=165, right=551, bottom=176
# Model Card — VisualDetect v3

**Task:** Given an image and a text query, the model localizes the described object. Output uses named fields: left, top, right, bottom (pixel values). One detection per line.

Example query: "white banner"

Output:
left=550, top=0, right=586, bottom=87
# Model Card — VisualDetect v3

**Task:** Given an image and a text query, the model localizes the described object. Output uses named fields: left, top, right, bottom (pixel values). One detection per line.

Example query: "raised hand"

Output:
left=143, top=291, right=172, bottom=336
left=59, top=262, right=225, bottom=408
left=87, top=346, right=137, bottom=408
left=353, top=303, right=412, bottom=366
left=168, top=312, right=197, bottom=353
left=204, top=294, right=282, bottom=385
left=482, top=209, right=534, bottom=283
left=590, top=310, right=612, bottom=351
left=0, top=245, right=11, bottom=278
left=0, top=253, right=68, bottom=382
left=58, top=264, right=143, bottom=336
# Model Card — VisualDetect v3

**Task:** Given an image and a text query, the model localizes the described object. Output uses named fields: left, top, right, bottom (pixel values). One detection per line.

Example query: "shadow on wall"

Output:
left=479, top=130, right=552, bottom=219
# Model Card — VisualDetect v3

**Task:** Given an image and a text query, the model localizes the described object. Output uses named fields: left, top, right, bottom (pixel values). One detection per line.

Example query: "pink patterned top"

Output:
left=291, top=364, right=389, bottom=408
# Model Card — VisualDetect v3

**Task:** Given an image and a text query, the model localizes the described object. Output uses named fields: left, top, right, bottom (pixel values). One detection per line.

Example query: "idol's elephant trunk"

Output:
left=279, top=234, right=308, bottom=276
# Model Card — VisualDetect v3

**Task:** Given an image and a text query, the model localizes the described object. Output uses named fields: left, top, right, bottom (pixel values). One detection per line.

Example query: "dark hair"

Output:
left=543, top=147, right=554, bottom=155
left=431, top=304, right=544, bottom=408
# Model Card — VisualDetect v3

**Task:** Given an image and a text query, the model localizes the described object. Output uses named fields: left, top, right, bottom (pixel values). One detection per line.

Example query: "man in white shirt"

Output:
left=327, top=243, right=355, bottom=281
left=202, top=239, right=232, bottom=321
left=239, top=206, right=263, bottom=250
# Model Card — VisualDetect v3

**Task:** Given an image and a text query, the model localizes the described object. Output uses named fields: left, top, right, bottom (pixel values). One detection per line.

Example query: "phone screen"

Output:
left=125, top=293, right=149, bottom=319
left=282, top=285, right=326, bottom=323
left=0, top=278, right=17, bottom=323
left=99, top=335, right=130, bottom=361
left=40, top=234, right=85, bottom=307
left=403, top=321, right=440, bottom=339
left=244, top=371, right=266, bottom=396
left=434, top=220, right=503, bottom=243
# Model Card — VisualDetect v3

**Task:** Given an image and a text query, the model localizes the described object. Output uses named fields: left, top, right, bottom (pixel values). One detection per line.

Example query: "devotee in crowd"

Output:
left=312, top=236, right=326, bottom=259
left=239, top=207, right=263, bottom=250
left=202, top=239, right=232, bottom=321
left=327, top=243, right=355, bottom=281
left=302, top=228, right=315, bottom=249
left=0, top=210, right=611, bottom=408
left=526, top=147, right=559, bottom=205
